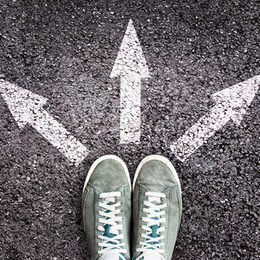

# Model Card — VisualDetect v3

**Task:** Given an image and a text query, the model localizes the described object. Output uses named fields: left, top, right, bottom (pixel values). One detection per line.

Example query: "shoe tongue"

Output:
left=142, top=252, right=161, bottom=260
left=100, top=253, right=120, bottom=260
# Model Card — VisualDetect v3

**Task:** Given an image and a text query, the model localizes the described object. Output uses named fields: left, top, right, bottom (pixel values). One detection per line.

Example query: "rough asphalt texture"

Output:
left=0, top=0, right=259, bottom=259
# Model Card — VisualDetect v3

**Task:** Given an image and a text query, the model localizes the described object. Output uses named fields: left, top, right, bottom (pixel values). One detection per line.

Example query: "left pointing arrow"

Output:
left=0, top=80, right=88, bottom=166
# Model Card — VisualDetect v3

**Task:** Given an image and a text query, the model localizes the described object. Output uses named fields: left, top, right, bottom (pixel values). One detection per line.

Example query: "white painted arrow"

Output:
left=171, top=75, right=260, bottom=162
left=0, top=80, right=88, bottom=166
left=110, top=19, right=150, bottom=144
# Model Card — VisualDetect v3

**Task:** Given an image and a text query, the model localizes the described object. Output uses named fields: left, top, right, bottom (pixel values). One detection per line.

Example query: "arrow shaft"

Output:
left=30, top=108, right=88, bottom=165
left=120, top=74, right=141, bottom=144
left=171, top=103, right=230, bottom=161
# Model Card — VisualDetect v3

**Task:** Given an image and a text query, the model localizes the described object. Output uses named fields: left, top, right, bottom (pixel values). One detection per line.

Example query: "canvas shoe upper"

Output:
left=82, top=155, right=131, bottom=260
left=132, top=155, right=182, bottom=260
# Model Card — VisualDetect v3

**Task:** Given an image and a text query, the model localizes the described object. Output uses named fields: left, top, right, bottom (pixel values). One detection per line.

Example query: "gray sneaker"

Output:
left=82, top=155, right=131, bottom=260
left=132, top=155, right=182, bottom=260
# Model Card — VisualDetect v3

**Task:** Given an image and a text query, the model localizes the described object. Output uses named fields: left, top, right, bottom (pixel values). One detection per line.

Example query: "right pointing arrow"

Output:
left=111, top=19, right=150, bottom=144
left=171, top=75, right=260, bottom=162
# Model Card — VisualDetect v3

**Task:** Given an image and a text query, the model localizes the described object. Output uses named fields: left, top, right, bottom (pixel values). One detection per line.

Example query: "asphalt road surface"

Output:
left=0, top=0, right=259, bottom=259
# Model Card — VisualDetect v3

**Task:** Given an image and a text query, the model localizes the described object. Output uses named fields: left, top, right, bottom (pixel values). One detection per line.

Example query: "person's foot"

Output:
left=82, top=155, right=131, bottom=260
left=132, top=155, right=182, bottom=260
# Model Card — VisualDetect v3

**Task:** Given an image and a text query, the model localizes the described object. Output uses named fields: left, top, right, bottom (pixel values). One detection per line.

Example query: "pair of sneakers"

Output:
left=82, top=155, right=182, bottom=260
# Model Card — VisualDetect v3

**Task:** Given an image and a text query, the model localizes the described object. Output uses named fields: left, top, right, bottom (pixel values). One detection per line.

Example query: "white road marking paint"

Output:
left=171, top=75, right=260, bottom=162
left=110, top=19, right=150, bottom=144
left=0, top=80, right=88, bottom=166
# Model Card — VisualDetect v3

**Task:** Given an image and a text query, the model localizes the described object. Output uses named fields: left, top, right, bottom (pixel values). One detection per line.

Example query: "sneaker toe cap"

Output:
left=87, top=159, right=130, bottom=192
left=136, top=159, right=179, bottom=192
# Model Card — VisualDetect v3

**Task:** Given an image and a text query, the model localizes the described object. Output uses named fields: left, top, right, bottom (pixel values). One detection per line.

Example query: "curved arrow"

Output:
left=111, top=19, right=150, bottom=144
left=0, top=80, right=88, bottom=166
left=171, top=75, right=260, bottom=161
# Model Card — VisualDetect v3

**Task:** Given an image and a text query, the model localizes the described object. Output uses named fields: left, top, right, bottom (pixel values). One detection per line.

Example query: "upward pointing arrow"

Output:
left=0, top=80, right=88, bottom=166
left=170, top=75, right=260, bottom=161
left=111, top=19, right=150, bottom=144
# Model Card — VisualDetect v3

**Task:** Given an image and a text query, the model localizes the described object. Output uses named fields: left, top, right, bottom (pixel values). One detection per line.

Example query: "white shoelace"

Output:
left=136, top=191, right=167, bottom=260
left=97, top=192, right=127, bottom=260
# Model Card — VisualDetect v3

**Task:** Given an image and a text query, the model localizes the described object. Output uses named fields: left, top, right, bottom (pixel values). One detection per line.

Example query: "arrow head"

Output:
left=110, top=19, right=150, bottom=78
left=212, top=75, right=260, bottom=125
left=0, top=80, right=48, bottom=128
